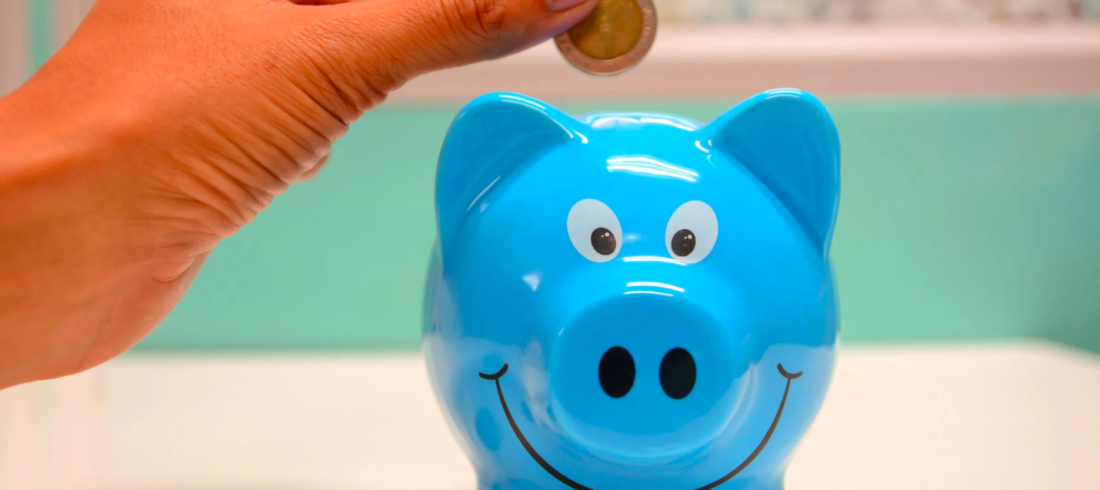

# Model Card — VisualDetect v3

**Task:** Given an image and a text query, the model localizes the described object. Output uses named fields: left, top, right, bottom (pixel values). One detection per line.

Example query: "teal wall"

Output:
left=138, top=96, right=1100, bottom=352
left=14, top=3, right=1100, bottom=353
left=29, top=0, right=52, bottom=73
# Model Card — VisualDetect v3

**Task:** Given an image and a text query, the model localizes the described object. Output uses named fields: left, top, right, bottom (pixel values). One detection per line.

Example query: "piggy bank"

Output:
left=423, top=88, right=840, bottom=490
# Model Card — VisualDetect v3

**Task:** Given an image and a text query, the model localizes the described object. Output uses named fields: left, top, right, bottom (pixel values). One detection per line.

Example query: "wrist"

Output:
left=0, top=77, right=148, bottom=389
left=0, top=71, right=145, bottom=183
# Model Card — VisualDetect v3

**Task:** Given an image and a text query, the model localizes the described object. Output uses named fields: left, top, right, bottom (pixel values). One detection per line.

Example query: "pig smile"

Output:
left=479, top=363, right=803, bottom=490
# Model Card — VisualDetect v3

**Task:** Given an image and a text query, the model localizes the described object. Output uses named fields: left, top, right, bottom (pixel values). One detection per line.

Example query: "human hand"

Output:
left=0, top=0, right=597, bottom=389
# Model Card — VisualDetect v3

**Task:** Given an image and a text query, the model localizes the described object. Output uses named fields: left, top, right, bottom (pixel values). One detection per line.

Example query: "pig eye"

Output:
left=568, top=199, right=621, bottom=263
left=665, top=201, right=717, bottom=264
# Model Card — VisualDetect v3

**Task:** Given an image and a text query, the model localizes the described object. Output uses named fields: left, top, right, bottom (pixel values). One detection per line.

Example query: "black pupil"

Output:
left=659, top=348, right=697, bottom=399
left=591, top=228, right=616, bottom=256
left=598, top=347, right=635, bottom=398
left=671, top=229, right=696, bottom=257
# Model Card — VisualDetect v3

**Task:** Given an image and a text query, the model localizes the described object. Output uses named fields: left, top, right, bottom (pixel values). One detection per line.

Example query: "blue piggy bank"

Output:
left=423, top=88, right=840, bottom=490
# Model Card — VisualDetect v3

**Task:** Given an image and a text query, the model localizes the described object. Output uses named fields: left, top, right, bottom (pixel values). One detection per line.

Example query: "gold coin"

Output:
left=567, top=0, right=644, bottom=61
left=554, top=0, right=656, bottom=76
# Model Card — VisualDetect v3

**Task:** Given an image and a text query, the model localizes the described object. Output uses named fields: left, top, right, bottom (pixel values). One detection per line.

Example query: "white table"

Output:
left=2, top=340, right=1098, bottom=490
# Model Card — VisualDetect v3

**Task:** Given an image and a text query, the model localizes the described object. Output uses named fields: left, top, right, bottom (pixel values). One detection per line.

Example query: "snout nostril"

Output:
left=598, top=347, right=635, bottom=398
left=660, top=348, right=697, bottom=399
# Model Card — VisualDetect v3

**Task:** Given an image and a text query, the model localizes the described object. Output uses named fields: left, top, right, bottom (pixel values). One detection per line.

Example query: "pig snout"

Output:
left=545, top=286, right=752, bottom=464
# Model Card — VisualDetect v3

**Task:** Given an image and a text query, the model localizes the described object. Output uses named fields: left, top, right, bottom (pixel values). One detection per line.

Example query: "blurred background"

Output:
left=1, top=1, right=1099, bottom=489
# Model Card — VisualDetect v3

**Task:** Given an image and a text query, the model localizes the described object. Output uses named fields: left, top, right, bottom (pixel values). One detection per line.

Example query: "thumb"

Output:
left=294, top=0, right=598, bottom=98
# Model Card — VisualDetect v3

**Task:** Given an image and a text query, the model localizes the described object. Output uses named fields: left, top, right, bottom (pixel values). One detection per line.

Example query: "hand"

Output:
left=0, top=0, right=597, bottom=389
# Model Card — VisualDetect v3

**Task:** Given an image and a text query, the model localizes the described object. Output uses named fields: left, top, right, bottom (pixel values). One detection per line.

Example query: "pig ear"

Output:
left=436, top=92, right=581, bottom=252
left=701, top=89, right=841, bottom=256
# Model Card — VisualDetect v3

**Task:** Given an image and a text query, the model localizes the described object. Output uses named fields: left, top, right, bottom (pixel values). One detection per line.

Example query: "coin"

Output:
left=554, top=0, right=656, bottom=76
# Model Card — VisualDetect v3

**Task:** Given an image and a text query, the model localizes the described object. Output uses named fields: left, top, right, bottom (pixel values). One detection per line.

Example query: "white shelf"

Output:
left=391, top=24, right=1100, bottom=102
left=2, top=340, right=1098, bottom=490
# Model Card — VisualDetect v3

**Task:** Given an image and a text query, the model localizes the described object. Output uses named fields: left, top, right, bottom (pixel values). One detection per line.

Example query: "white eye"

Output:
left=665, top=201, right=718, bottom=264
left=567, top=199, right=622, bottom=263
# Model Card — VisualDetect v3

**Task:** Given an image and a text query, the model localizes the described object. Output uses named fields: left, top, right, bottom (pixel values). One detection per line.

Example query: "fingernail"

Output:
left=547, top=0, right=590, bottom=12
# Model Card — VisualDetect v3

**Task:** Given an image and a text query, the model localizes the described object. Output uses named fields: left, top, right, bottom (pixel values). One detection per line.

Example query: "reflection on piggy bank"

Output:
left=423, top=89, right=840, bottom=490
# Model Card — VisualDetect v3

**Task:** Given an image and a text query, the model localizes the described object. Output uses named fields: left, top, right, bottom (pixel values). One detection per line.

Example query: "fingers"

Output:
left=296, top=153, right=330, bottom=183
left=288, top=0, right=598, bottom=99
left=546, top=0, right=591, bottom=10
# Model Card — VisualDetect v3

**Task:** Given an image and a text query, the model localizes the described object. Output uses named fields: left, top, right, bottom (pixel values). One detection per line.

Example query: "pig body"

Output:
left=423, top=89, right=840, bottom=490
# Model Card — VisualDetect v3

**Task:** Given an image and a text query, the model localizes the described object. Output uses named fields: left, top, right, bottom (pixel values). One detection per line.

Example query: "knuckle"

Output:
left=443, top=0, right=511, bottom=44
left=282, top=20, right=397, bottom=107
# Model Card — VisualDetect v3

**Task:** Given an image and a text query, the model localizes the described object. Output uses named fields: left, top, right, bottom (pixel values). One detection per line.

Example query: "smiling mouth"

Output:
left=479, top=363, right=803, bottom=490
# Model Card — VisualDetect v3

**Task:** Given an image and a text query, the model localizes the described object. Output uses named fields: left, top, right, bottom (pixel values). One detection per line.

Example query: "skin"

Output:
left=0, top=0, right=598, bottom=390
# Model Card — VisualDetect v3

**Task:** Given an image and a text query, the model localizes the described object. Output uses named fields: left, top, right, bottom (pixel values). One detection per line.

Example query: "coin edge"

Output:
left=554, top=0, right=658, bottom=76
